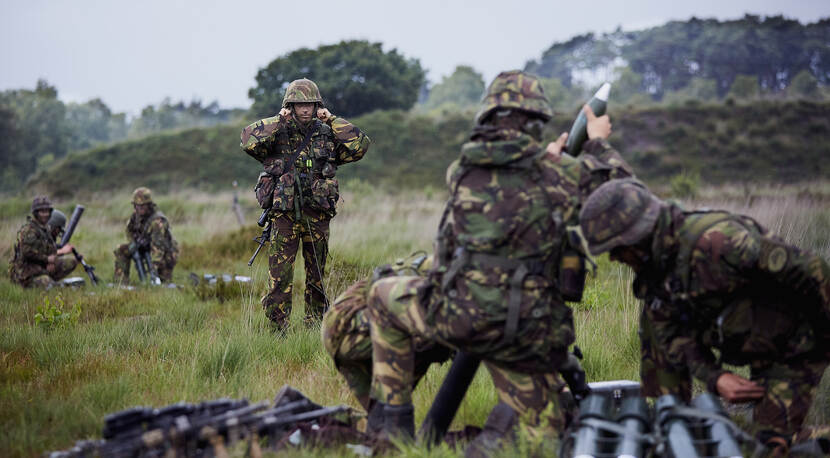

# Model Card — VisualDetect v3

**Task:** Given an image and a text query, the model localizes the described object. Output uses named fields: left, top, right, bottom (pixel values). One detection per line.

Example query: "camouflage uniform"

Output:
left=9, top=197, right=77, bottom=288
left=113, top=187, right=179, bottom=283
left=580, top=180, right=830, bottom=446
left=241, top=79, right=370, bottom=329
left=366, top=71, right=633, bottom=444
left=321, top=254, right=452, bottom=410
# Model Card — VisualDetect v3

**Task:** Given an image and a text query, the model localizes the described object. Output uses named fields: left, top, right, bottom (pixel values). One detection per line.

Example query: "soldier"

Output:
left=579, top=179, right=830, bottom=455
left=240, top=78, right=370, bottom=331
left=364, top=71, right=633, bottom=453
left=113, top=187, right=179, bottom=284
left=9, top=196, right=77, bottom=288
left=322, top=253, right=452, bottom=412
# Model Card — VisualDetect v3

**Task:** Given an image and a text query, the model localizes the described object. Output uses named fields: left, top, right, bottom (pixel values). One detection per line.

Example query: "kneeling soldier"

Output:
left=113, top=187, right=179, bottom=284
left=9, top=196, right=77, bottom=288
left=579, top=179, right=830, bottom=454
left=322, top=254, right=452, bottom=413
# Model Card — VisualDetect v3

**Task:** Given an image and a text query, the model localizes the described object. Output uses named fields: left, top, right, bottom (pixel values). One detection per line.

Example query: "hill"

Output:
left=27, top=99, right=830, bottom=197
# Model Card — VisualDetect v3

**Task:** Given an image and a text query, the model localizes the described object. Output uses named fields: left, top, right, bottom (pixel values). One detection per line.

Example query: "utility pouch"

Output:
left=311, top=177, right=339, bottom=212
left=274, top=173, right=296, bottom=211
left=559, top=226, right=594, bottom=302
left=254, top=172, right=276, bottom=209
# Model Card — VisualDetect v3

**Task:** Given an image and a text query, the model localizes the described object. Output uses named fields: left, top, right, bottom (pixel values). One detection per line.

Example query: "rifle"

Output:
left=54, top=205, right=100, bottom=286
left=248, top=208, right=272, bottom=266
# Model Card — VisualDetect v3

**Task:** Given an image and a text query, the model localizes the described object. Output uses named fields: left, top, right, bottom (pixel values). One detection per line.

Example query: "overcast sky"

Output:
left=2, top=0, right=828, bottom=115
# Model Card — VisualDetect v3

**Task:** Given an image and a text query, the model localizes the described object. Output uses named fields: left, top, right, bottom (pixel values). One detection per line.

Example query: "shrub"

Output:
left=669, top=170, right=701, bottom=198
left=33, top=294, right=81, bottom=329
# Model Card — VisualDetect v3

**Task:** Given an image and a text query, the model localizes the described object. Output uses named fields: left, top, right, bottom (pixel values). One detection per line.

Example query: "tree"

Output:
left=727, top=75, right=760, bottom=100
left=420, top=65, right=485, bottom=112
left=788, top=70, right=821, bottom=99
left=248, top=40, right=426, bottom=118
left=662, top=77, right=718, bottom=105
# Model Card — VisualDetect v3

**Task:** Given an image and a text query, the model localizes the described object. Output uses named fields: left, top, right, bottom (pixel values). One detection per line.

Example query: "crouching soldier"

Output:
left=9, top=196, right=77, bottom=288
left=579, top=179, right=830, bottom=455
left=113, top=187, right=179, bottom=284
left=322, top=253, right=452, bottom=412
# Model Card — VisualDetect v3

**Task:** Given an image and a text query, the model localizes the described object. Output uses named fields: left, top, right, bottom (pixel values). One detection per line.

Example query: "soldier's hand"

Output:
left=56, top=244, right=73, bottom=256
left=545, top=132, right=569, bottom=159
left=317, top=108, right=333, bottom=122
left=279, top=107, right=291, bottom=118
left=584, top=104, right=612, bottom=140
left=716, top=372, right=765, bottom=402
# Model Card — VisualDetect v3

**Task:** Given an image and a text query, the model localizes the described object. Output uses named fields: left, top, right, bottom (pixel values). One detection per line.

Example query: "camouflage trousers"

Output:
left=639, top=304, right=829, bottom=442
left=322, top=279, right=452, bottom=410
left=15, top=254, right=78, bottom=288
left=263, top=209, right=330, bottom=330
left=367, top=275, right=570, bottom=434
left=113, top=244, right=176, bottom=284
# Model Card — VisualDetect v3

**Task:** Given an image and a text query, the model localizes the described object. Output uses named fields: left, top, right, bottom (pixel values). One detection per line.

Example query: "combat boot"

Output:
left=382, top=403, right=415, bottom=440
left=465, top=402, right=518, bottom=458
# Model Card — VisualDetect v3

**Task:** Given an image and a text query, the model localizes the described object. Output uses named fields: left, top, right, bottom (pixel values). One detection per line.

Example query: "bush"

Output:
left=669, top=170, right=701, bottom=198
left=34, top=294, right=81, bottom=329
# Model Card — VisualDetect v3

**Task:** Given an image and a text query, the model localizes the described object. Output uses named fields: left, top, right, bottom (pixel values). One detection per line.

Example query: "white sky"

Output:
left=1, top=0, right=828, bottom=115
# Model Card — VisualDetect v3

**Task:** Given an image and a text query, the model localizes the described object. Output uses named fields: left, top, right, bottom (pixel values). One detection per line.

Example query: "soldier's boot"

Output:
left=465, top=402, right=518, bottom=458
left=367, top=402, right=415, bottom=442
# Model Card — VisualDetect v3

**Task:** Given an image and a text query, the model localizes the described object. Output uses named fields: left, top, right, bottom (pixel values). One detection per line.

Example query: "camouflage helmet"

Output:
left=48, top=209, right=67, bottom=230
left=31, top=195, right=53, bottom=212
left=579, top=179, right=663, bottom=255
left=282, top=78, right=323, bottom=107
left=132, top=187, right=153, bottom=205
left=474, top=70, right=554, bottom=125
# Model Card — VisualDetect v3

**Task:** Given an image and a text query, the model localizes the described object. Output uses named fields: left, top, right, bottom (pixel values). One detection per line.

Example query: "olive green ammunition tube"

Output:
left=614, top=396, right=650, bottom=458
left=573, top=394, right=612, bottom=458
left=657, top=394, right=698, bottom=458
left=564, top=82, right=610, bottom=156
left=691, top=393, right=742, bottom=458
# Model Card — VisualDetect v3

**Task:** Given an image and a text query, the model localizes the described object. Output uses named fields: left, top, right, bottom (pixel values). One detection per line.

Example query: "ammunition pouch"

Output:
left=311, top=177, right=339, bottom=213
left=273, top=173, right=296, bottom=212
left=254, top=172, right=277, bottom=209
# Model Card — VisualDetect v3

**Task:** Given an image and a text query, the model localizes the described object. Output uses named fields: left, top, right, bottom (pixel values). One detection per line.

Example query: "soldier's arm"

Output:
left=328, top=117, right=371, bottom=165
left=240, top=114, right=289, bottom=163
left=147, top=219, right=171, bottom=264
left=19, top=228, right=53, bottom=264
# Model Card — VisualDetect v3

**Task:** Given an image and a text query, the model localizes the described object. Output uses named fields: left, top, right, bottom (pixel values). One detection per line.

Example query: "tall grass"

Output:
left=1, top=183, right=828, bottom=457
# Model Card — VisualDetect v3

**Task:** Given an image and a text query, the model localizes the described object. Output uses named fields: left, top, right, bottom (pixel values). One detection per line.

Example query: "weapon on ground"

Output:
left=48, top=386, right=356, bottom=458
left=564, top=82, right=611, bottom=156
left=248, top=208, right=272, bottom=266
left=58, top=205, right=84, bottom=248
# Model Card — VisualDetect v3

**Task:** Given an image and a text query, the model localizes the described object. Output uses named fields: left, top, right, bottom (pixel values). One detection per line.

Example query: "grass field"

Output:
left=1, top=181, right=828, bottom=457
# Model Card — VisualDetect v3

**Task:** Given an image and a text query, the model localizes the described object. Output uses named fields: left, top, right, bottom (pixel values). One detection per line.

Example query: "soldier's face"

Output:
left=35, top=209, right=52, bottom=225
left=293, top=103, right=315, bottom=124
left=134, top=203, right=151, bottom=216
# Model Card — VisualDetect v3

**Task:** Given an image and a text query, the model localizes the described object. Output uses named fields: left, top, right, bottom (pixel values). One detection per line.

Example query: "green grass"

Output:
left=1, top=184, right=828, bottom=457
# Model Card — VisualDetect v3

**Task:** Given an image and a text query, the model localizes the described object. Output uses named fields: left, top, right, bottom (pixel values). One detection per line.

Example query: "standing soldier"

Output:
left=579, top=180, right=830, bottom=455
left=241, top=78, right=370, bottom=331
left=113, top=187, right=179, bottom=284
left=364, top=71, right=633, bottom=454
left=9, top=196, right=77, bottom=288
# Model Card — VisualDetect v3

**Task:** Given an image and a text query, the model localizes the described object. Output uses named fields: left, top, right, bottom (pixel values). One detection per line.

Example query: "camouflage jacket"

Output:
left=126, top=208, right=178, bottom=264
left=10, top=216, right=57, bottom=283
left=240, top=114, right=370, bottom=216
left=636, top=206, right=830, bottom=390
left=431, top=127, right=632, bottom=365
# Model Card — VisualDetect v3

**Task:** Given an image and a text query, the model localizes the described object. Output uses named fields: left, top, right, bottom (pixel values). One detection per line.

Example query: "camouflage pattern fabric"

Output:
left=113, top=206, right=179, bottom=283
left=240, top=110, right=370, bottom=217
left=132, top=187, right=153, bottom=205
left=475, top=70, right=554, bottom=124
left=614, top=204, right=830, bottom=441
left=9, top=216, right=77, bottom=288
left=366, top=118, right=633, bottom=442
left=281, top=79, right=323, bottom=107
left=263, top=209, right=329, bottom=330
left=321, top=255, right=451, bottom=410
left=240, top=97, right=370, bottom=327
